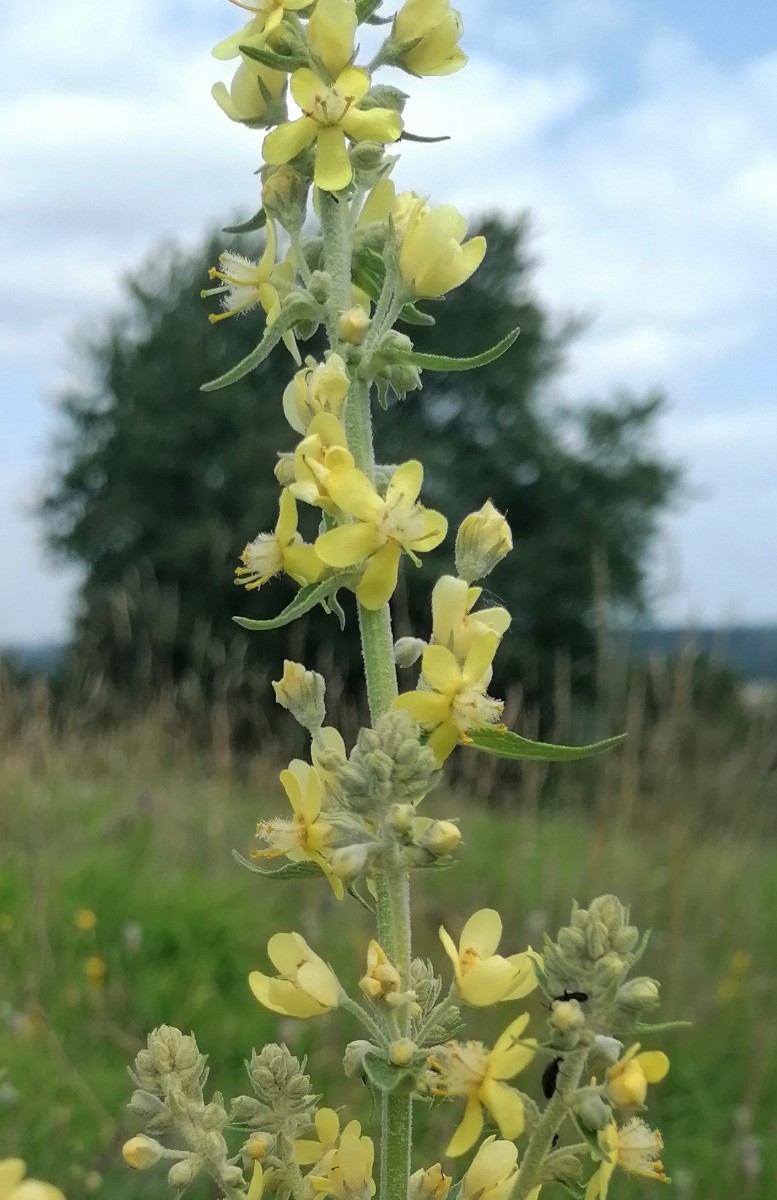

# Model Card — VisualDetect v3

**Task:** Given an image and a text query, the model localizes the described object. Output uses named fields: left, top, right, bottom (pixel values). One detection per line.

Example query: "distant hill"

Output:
left=4, top=627, right=777, bottom=682
left=625, top=626, right=777, bottom=682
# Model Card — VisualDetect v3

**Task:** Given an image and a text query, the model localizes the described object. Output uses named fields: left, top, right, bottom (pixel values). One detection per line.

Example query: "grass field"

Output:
left=1, top=674, right=777, bottom=1200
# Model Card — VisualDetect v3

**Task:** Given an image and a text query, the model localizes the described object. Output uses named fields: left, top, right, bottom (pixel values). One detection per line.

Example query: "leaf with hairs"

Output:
left=232, top=572, right=354, bottom=631
left=393, top=327, right=520, bottom=373
left=469, top=728, right=627, bottom=761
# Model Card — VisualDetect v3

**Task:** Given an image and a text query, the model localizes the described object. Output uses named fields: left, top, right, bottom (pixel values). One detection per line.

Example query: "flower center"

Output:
left=311, top=86, right=351, bottom=127
left=237, top=534, right=283, bottom=583
left=378, top=499, right=427, bottom=548
left=451, top=686, right=504, bottom=733
left=437, top=1041, right=489, bottom=1095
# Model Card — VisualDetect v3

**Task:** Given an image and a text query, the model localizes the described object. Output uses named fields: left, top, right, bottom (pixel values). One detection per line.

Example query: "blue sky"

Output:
left=1, top=0, right=776, bottom=643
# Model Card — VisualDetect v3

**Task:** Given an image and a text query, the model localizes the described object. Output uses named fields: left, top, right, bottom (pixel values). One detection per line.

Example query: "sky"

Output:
left=1, top=0, right=776, bottom=644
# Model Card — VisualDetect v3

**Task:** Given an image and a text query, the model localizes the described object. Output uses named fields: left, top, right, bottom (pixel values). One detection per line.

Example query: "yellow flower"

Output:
left=84, top=956, right=106, bottom=984
left=585, top=1119, right=669, bottom=1200
left=461, top=1137, right=522, bottom=1200
left=254, top=760, right=344, bottom=898
left=212, top=0, right=311, bottom=60
left=296, top=1110, right=363, bottom=1166
left=307, top=0, right=358, bottom=79
left=605, top=1044, right=670, bottom=1109
left=235, top=490, right=325, bottom=591
left=289, top=414, right=354, bottom=512
left=409, top=1164, right=451, bottom=1200
left=0, top=1160, right=66, bottom=1200
left=283, top=354, right=351, bottom=433
left=122, top=1137, right=164, bottom=1171
left=249, top=931, right=341, bottom=1017
left=272, top=660, right=326, bottom=729
left=399, top=199, right=486, bottom=297
left=315, top=461, right=447, bottom=609
left=212, top=59, right=286, bottom=124
left=439, top=909, right=536, bottom=1006
left=394, top=632, right=504, bottom=763
left=248, top=1161, right=265, bottom=1200
left=73, top=908, right=97, bottom=933
left=312, top=725, right=348, bottom=803
left=394, top=0, right=467, bottom=77
left=432, top=575, right=511, bottom=663
left=263, top=67, right=402, bottom=193
left=310, top=1124, right=376, bottom=1199
left=359, top=939, right=402, bottom=1002
left=430, top=1014, right=537, bottom=1156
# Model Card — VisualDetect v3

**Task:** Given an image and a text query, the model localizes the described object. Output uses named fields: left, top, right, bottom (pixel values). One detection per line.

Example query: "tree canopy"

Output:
left=42, top=216, right=680, bottom=710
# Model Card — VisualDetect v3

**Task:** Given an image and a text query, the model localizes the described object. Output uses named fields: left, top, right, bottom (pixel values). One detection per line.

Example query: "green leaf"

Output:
left=239, top=41, right=307, bottom=72
left=232, top=572, right=354, bottom=631
left=362, top=1052, right=412, bottom=1094
left=634, top=1019, right=693, bottom=1034
left=222, top=209, right=267, bottom=235
left=400, top=130, right=451, bottom=144
left=394, top=327, right=520, bottom=373
left=399, top=302, right=435, bottom=327
left=469, top=728, right=628, bottom=762
left=232, top=851, right=323, bottom=880
left=356, top=0, right=384, bottom=20
left=201, top=298, right=312, bottom=391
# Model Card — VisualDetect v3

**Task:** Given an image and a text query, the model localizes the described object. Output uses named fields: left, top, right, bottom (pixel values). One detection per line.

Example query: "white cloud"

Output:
left=1, top=1, right=776, bottom=638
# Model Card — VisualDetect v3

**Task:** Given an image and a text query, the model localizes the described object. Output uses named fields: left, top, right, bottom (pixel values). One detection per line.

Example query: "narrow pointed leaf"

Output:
left=232, top=572, right=354, bottom=631
left=222, top=209, right=267, bottom=235
left=232, top=850, right=323, bottom=880
left=202, top=298, right=310, bottom=391
left=469, top=728, right=627, bottom=761
left=394, top=327, right=520, bottom=373
left=398, top=302, right=435, bottom=326
left=239, top=41, right=307, bottom=72
left=356, top=0, right=384, bottom=20
left=400, top=130, right=451, bottom=144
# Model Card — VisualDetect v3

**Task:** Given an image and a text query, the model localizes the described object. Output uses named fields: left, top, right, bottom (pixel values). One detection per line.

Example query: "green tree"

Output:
left=41, top=217, right=680, bottom=716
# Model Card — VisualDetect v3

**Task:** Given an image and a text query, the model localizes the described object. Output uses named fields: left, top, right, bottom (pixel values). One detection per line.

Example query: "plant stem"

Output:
left=508, top=1045, right=589, bottom=1200
left=322, top=191, right=410, bottom=1200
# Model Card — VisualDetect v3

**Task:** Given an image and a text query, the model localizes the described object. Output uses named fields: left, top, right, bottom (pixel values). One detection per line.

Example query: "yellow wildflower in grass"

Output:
left=0, top=1159, right=66, bottom=1200
left=315, top=461, right=447, bottom=609
left=249, top=931, right=341, bottom=1017
left=289, top=414, right=354, bottom=512
left=283, top=354, right=351, bottom=434
left=585, top=1119, right=668, bottom=1199
left=399, top=199, right=486, bottom=297
left=212, top=59, right=286, bottom=124
left=310, top=1124, right=376, bottom=1199
left=254, top=760, right=344, bottom=897
left=460, top=1137, right=527, bottom=1200
left=235, top=489, right=324, bottom=591
left=605, top=1044, right=670, bottom=1109
left=212, top=0, right=312, bottom=60
left=295, top=1109, right=363, bottom=1166
left=263, top=67, right=402, bottom=193
left=73, top=908, right=97, bottom=932
left=394, top=632, right=505, bottom=764
left=394, top=0, right=467, bottom=77
left=84, top=956, right=106, bottom=984
left=430, top=1014, right=537, bottom=1156
left=359, top=939, right=402, bottom=1002
left=438, top=908, right=536, bottom=1006
left=432, top=575, right=511, bottom=662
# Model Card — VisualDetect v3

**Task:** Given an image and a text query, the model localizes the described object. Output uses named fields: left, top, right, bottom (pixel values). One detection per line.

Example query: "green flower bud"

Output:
left=389, top=1038, right=416, bottom=1066
left=573, top=1091, right=613, bottom=1132
left=455, top=501, right=513, bottom=582
left=616, top=977, right=660, bottom=1013
left=394, top=636, right=427, bottom=667
left=168, top=1159, right=199, bottom=1191
left=272, top=660, right=326, bottom=731
left=343, top=1039, right=374, bottom=1078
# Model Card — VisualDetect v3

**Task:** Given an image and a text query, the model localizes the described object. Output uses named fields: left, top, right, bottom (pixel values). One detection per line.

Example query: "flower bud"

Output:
left=168, top=1159, right=198, bottom=1191
left=360, top=940, right=402, bottom=1001
left=330, top=843, right=371, bottom=881
left=409, top=1164, right=451, bottom=1200
left=616, top=978, right=660, bottom=1013
left=272, top=660, right=326, bottom=731
left=574, top=1091, right=613, bottom=1131
left=274, top=453, right=295, bottom=487
left=418, top=820, right=461, bottom=856
left=593, top=1035, right=623, bottom=1064
left=550, top=999, right=586, bottom=1034
left=589, top=895, right=628, bottom=932
left=362, top=84, right=409, bottom=114
left=389, top=802, right=416, bottom=834
left=122, top=1135, right=164, bottom=1170
left=308, top=270, right=332, bottom=304
left=586, top=921, right=610, bottom=961
left=338, top=305, right=370, bottom=345
left=343, top=1039, right=374, bottom=1078
left=394, top=636, right=427, bottom=667
left=455, top=501, right=513, bottom=582
left=350, top=140, right=390, bottom=182
left=262, top=164, right=309, bottom=231
left=389, top=1038, right=416, bottom=1067
left=393, top=0, right=467, bottom=77
left=245, top=1133, right=274, bottom=1161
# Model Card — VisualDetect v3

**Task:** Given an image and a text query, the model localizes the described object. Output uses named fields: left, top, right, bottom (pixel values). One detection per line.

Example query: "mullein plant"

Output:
left=122, top=2, right=678, bottom=1198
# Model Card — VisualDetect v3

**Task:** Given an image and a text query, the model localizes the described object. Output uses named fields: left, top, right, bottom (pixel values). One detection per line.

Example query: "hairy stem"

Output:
left=508, top=1045, right=589, bottom=1200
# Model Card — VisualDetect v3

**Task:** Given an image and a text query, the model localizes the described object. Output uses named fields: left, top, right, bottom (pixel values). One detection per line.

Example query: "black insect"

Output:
left=551, top=1134, right=560, bottom=1149
left=541, top=1056, right=562, bottom=1100
left=553, top=989, right=589, bottom=1004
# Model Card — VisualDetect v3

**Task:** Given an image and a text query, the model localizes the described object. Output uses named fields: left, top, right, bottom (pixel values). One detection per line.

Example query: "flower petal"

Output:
left=326, top=466, right=384, bottom=522
left=432, top=575, right=469, bottom=649
left=283, top=543, right=325, bottom=586
left=297, top=960, right=340, bottom=1009
left=280, top=764, right=305, bottom=816
left=341, top=106, right=403, bottom=144
left=290, top=68, right=323, bottom=112
left=636, top=1051, right=670, bottom=1083
left=263, top=116, right=318, bottom=166
left=422, top=643, right=462, bottom=696
left=502, top=953, right=538, bottom=1000
left=438, top=924, right=463, bottom=984
left=460, top=907, right=502, bottom=958
left=459, top=957, right=518, bottom=1006
left=316, top=1107, right=341, bottom=1146
left=316, top=522, right=382, bottom=568
left=314, top=126, right=352, bottom=193
left=335, top=66, right=371, bottom=102
left=358, top=178, right=396, bottom=227
left=445, top=1093, right=484, bottom=1157
left=394, top=690, right=450, bottom=725
left=386, top=460, right=424, bottom=508
left=411, top=508, right=447, bottom=552
left=356, top=541, right=402, bottom=609
left=479, top=1079, right=525, bottom=1140
left=267, top=931, right=309, bottom=975
left=427, top=720, right=460, bottom=764
left=462, top=631, right=499, bottom=687
left=491, top=1012, right=531, bottom=1064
